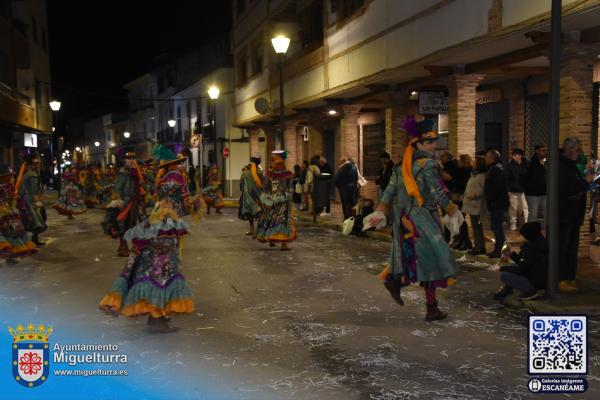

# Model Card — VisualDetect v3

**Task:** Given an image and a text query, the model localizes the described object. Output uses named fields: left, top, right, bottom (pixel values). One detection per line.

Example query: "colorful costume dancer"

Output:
left=99, top=200, right=194, bottom=334
left=110, top=152, right=146, bottom=257
left=202, top=166, right=224, bottom=214
left=53, top=167, right=86, bottom=218
left=377, top=117, right=460, bottom=321
left=238, top=157, right=263, bottom=237
left=255, top=150, right=297, bottom=250
left=153, top=145, right=191, bottom=217
left=80, top=166, right=101, bottom=208
left=16, top=154, right=47, bottom=246
left=0, top=166, right=37, bottom=261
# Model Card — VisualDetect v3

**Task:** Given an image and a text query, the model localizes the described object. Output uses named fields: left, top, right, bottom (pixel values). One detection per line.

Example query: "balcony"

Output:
left=0, top=82, right=35, bottom=129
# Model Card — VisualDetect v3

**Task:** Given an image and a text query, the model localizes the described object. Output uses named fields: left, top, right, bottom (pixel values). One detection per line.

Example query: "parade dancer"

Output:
left=113, top=152, right=146, bottom=257
left=373, top=117, right=460, bottom=321
left=80, top=166, right=101, bottom=208
left=0, top=166, right=37, bottom=263
left=53, top=166, right=87, bottom=219
left=16, top=153, right=47, bottom=246
left=238, top=156, right=263, bottom=237
left=255, top=150, right=297, bottom=251
left=202, top=165, right=224, bottom=214
left=99, top=164, right=117, bottom=208
left=142, top=160, right=156, bottom=208
left=153, top=145, right=193, bottom=217
left=99, top=199, right=194, bottom=334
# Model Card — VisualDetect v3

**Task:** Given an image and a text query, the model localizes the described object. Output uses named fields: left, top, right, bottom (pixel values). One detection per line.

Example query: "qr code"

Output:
left=528, top=316, right=587, bottom=374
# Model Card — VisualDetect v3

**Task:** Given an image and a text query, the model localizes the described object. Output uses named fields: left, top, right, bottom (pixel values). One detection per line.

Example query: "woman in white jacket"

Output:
left=462, top=152, right=488, bottom=255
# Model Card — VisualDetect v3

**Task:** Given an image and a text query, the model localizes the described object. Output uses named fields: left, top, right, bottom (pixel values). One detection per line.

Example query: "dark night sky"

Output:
left=47, top=1, right=232, bottom=127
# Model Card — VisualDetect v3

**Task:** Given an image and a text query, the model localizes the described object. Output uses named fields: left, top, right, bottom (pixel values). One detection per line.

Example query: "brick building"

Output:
left=231, top=0, right=600, bottom=207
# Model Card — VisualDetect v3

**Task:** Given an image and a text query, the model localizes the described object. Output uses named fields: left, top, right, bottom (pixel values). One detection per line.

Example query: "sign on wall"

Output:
left=419, top=92, right=448, bottom=114
left=476, top=88, right=502, bottom=104
left=24, top=133, right=38, bottom=148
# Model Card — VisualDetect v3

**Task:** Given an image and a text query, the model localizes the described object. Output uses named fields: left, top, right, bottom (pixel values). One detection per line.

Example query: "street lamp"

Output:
left=208, top=86, right=220, bottom=100
left=75, top=147, right=81, bottom=152
left=168, top=119, right=177, bottom=128
left=207, top=85, right=220, bottom=167
left=123, top=131, right=131, bottom=139
left=271, top=35, right=290, bottom=149
left=49, top=99, right=62, bottom=192
left=208, top=85, right=223, bottom=188
left=49, top=100, right=61, bottom=111
left=94, top=141, right=100, bottom=147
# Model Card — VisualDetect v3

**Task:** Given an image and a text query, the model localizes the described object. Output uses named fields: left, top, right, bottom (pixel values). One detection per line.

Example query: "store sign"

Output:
left=477, top=88, right=502, bottom=104
left=24, top=133, right=38, bottom=148
left=419, top=92, right=448, bottom=114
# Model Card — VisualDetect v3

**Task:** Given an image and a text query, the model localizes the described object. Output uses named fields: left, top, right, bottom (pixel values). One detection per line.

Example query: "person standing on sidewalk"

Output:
left=318, top=157, right=333, bottom=216
left=304, top=155, right=321, bottom=212
left=374, top=117, right=460, bottom=322
left=558, top=137, right=593, bottom=292
left=484, top=149, right=509, bottom=259
left=506, top=148, right=529, bottom=231
left=462, top=152, right=488, bottom=255
left=376, top=152, right=395, bottom=200
left=335, top=157, right=359, bottom=220
left=524, top=145, right=547, bottom=228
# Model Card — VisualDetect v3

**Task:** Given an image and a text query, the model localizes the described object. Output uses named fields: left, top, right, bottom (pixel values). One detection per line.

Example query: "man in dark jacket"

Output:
left=376, top=152, right=394, bottom=197
left=524, top=145, right=547, bottom=227
left=494, top=222, right=547, bottom=301
left=506, top=148, right=529, bottom=231
left=335, top=157, right=358, bottom=220
left=484, top=149, right=509, bottom=258
left=558, top=137, right=593, bottom=292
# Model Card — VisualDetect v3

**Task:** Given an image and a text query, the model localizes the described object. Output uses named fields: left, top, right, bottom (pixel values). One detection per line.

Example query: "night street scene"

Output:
left=2, top=1, right=600, bottom=399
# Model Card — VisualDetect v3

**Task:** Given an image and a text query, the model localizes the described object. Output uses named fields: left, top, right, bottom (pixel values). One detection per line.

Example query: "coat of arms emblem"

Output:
left=8, top=323, right=52, bottom=388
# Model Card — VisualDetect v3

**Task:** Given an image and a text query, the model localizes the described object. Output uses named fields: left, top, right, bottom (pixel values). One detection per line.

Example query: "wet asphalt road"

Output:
left=0, top=207, right=598, bottom=400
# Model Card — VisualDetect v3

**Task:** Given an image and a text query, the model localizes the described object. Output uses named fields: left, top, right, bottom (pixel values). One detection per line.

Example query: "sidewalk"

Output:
left=292, top=204, right=600, bottom=316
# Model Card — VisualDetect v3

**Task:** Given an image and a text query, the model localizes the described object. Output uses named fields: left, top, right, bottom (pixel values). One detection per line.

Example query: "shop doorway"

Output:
left=525, top=94, right=549, bottom=157
left=484, top=123, right=503, bottom=153
left=476, top=100, right=509, bottom=162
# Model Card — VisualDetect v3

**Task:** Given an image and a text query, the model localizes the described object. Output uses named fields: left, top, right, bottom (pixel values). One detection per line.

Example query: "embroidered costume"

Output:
left=99, top=200, right=194, bottom=334
left=254, top=150, right=296, bottom=250
left=378, top=117, right=460, bottom=321
left=0, top=166, right=37, bottom=261
left=202, top=166, right=224, bottom=214
left=80, top=167, right=101, bottom=208
left=104, top=152, right=146, bottom=257
left=16, top=154, right=47, bottom=246
left=52, top=167, right=86, bottom=218
left=238, top=157, right=263, bottom=237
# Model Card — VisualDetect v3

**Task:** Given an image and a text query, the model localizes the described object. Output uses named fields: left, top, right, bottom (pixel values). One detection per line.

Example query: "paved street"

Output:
left=1, top=208, right=599, bottom=399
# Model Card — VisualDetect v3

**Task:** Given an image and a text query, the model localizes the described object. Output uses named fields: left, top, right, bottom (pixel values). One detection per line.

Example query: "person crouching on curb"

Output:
left=494, top=222, right=548, bottom=302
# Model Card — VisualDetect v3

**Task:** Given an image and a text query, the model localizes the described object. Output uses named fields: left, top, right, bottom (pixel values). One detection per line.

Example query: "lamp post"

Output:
left=49, top=100, right=61, bottom=192
left=271, top=35, right=290, bottom=149
left=546, top=0, right=562, bottom=299
left=207, top=86, right=221, bottom=185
